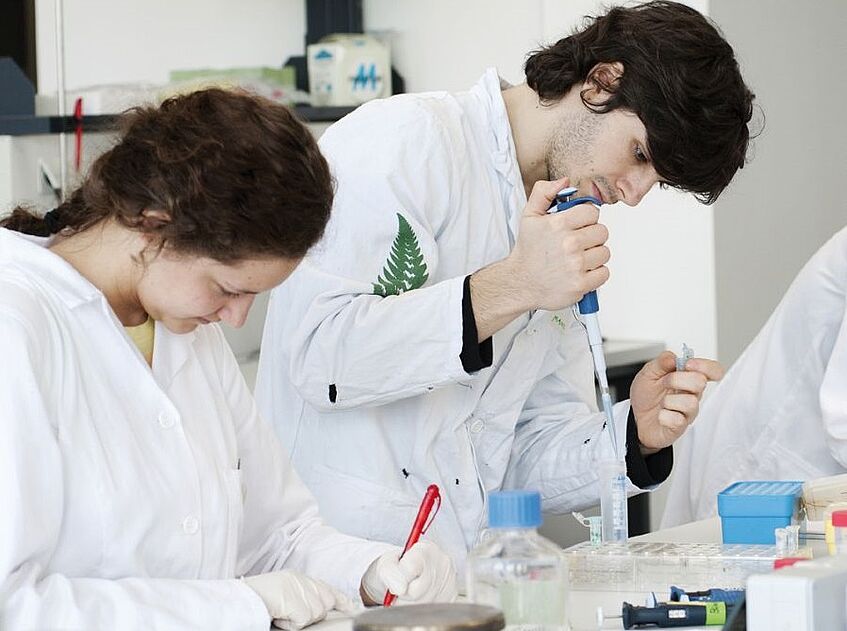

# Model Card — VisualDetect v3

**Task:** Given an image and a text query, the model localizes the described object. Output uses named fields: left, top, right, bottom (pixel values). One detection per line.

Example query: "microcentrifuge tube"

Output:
left=775, top=527, right=788, bottom=557
left=600, top=459, right=628, bottom=542
left=573, top=511, right=603, bottom=545
left=676, top=343, right=694, bottom=372
left=786, top=525, right=800, bottom=555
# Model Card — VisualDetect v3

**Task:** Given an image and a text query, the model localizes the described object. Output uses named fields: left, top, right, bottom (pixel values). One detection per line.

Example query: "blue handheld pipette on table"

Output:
left=548, top=187, right=628, bottom=542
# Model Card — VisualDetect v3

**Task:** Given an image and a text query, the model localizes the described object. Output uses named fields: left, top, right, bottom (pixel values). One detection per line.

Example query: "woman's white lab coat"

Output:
left=0, top=228, right=392, bottom=630
left=255, top=69, right=636, bottom=569
left=662, top=226, right=847, bottom=527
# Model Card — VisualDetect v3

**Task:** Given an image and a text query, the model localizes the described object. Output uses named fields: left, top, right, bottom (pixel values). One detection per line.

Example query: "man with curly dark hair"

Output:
left=257, top=2, right=752, bottom=568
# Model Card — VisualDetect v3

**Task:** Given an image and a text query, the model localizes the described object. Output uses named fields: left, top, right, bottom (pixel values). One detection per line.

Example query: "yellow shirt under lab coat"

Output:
left=0, top=228, right=394, bottom=631
left=125, top=315, right=154, bottom=365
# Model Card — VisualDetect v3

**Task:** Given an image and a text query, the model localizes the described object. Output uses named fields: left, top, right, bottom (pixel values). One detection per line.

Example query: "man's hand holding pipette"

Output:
left=629, top=351, right=724, bottom=453
left=469, top=177, right=610, bottom=342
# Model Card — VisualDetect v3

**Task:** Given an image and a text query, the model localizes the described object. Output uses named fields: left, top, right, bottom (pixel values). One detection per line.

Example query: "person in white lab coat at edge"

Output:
left=662, top=225, right=847, bottom=527
left=256, top=1, right=753, bottom=570
left=0, top=89, right=456, bottom=631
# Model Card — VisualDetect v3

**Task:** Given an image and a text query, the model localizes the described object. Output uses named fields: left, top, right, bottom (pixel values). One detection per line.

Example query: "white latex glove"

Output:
left=243, top=570, right=358, bottom=630
left=361, top=541, right=458, bottom=605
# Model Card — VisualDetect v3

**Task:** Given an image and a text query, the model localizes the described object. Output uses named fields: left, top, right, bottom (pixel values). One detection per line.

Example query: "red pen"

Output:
left=383, top=484, right=441, bottom=607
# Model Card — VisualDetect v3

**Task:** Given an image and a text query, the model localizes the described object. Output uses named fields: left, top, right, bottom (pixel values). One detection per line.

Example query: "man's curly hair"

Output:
left=525, top=1, right=756, bottom=204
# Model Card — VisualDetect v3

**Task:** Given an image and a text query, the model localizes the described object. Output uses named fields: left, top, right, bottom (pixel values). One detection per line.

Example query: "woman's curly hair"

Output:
left=3, top=88, right=333, bottom=260
left=525, top=1, right=756, bottom=204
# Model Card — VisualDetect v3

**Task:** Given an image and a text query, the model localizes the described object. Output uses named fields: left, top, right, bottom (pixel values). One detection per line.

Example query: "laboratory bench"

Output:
left=295, top=518, right=780, bottom=631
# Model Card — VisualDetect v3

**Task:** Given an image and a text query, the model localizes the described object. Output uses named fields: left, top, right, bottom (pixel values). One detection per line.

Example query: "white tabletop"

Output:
left=303, top=518, right=780, bottom=631
left=633, top=516, right=724, bottom=544
left=572, top=517, right=826, bottom=630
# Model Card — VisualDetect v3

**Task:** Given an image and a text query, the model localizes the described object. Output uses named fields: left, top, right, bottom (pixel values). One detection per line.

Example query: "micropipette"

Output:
left=548, top=187, right=628, bottom=542
left=547, top=187, right=619, bottom=458
left=597, top=601, right=731, bottom=629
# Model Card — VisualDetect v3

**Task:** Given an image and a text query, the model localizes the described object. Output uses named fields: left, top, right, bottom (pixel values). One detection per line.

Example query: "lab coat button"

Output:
left=182, top=515, right=199, bottom=534
left=469, top=418, right=485, bottom=433
left=158, top=412, right=175, bottom=429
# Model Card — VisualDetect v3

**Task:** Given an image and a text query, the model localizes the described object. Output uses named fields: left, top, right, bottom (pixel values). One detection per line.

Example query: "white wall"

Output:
left=363, top=0, right=543, bottom=92
left=35, top=0, right=305, bottom=92
left=710, top=0, right=847, bottom=365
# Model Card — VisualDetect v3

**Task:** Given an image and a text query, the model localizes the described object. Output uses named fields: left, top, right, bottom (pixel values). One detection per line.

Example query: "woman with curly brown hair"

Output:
left=0, top=89, right=456, bottom=631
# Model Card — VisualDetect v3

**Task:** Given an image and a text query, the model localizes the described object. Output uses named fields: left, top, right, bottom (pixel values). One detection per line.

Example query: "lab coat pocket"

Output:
left=223, top=469, right=245, bottom=576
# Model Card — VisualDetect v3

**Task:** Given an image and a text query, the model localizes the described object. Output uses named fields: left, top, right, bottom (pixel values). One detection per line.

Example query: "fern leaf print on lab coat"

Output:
left=372, top=213, right=429, bottom=296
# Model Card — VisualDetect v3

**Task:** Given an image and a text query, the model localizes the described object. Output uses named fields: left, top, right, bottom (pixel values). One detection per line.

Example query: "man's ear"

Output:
left=583, top=62, right=625, bottom=105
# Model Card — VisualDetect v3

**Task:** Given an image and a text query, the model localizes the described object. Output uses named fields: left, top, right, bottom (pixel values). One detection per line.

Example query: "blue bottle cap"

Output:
left=488, top=491, right=542, bottom=528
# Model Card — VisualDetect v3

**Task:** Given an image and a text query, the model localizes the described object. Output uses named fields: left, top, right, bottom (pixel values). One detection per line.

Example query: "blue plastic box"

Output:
left=717, top=481, right=803, bottom=544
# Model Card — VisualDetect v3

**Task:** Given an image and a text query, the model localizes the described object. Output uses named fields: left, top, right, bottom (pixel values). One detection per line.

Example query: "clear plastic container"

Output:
left=599, top=459, right=629, bottom=542
left=822, top=502, right=847, bottom=555
left=832, top=510, right=847, bottom=554
left=466, top=491, right=567, bottom=631
left=564, top=541, right=792, bottom=593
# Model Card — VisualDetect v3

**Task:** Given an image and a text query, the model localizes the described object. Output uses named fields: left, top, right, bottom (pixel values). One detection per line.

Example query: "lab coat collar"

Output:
left=0, top=227, right=196, bottom=381
left=468, top=68, right=527, bottom=243
left=469, top=69, right=520, bottom=181
left=0, top=227, right=102, bottom=308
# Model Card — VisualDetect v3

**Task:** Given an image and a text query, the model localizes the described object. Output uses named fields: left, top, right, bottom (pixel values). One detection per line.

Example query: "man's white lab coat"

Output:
left=0, top=228, right=392, bottom=630
left=662, top=226, right=847, bottom=527
left=256, top=69, right=638, bottom=568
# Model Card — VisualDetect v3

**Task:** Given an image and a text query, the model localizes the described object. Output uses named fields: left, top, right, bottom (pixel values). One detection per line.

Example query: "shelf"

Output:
left=0, top=104, right=355, bottom=136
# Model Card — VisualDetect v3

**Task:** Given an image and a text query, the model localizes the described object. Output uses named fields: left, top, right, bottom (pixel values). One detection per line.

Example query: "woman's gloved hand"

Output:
left=360, top=541, right=458, bottom=605
left=243, top=570, right=358, bottom=630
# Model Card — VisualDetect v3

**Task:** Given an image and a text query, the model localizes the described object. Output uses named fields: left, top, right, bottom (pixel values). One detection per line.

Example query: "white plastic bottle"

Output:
left=466, top=491, right=568, bottom=631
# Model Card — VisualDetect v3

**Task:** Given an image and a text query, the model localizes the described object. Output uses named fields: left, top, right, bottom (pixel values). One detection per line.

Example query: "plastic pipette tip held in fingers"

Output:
left=675, top=343, right=693, bottom=372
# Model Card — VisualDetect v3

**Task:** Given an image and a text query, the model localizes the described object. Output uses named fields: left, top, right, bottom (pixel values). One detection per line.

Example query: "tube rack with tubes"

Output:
left=563, top=541, right=810, bottom=594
